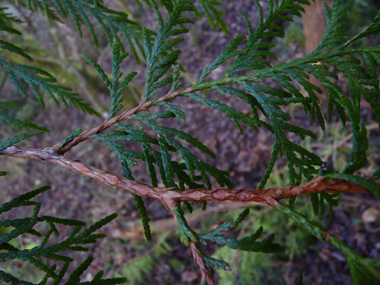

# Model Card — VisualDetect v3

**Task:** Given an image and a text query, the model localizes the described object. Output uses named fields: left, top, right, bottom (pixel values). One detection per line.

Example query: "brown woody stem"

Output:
left=190, top=242, right=215, bottom=285
left=53, top=87, right=195, bottom=154
left=0, top=146, right=373, bottom=208
left=1, top=145, right=376, bottom=283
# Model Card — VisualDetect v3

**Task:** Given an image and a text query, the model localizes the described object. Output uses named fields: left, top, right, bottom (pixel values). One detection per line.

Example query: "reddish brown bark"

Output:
left=54, top=87, right=195, bottom=154
left=1, top=140, right=377, bottom=285
left=190, top=242, right=215, bottom=285
left=0, top=146, right=373, bottom=209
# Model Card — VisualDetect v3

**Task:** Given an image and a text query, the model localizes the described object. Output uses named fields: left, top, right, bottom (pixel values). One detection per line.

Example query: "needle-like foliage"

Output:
left=0, top=184, right=126, bottom=284
left=1, top=0, right=380, bottom=283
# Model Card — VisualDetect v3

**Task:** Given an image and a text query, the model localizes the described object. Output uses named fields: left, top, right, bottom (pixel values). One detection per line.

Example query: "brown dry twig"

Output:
left=1, top=143, right=377, bottom=284
left=190, top=242, right=215, bottom=285
left=0, top=145, right=373, bottom=208
left=53, top=87, right=195, bottom=154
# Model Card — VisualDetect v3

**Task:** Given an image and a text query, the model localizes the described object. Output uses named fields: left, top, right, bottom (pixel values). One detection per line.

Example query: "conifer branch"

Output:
left=0, top=146, right=374, bottom=207
left=190, top=242, right=215, bottom=285
left=54, top=74, right=259, bottom=154
left=53, top=87, right=195, bottom=153
left=2, top=0, right=380, bottom=282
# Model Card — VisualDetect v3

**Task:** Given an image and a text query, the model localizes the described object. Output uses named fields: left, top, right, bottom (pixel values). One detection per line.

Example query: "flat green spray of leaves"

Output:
left=81, top=46, right=137, bottom=119
left=277, top=203, right=380, bottom=284
left=174, top=205, right=198, bottom=246
left=59, top=128, right=83, bottom=149
left=142, top=0, right=194, bottom=102
left=0, top=131, right=44, bottom=151
left=310, top=192, right=341, bottom=217
left=0, top=58, right=98, bottom=115
left=0, top=187, right=125, bottom=284
left=10, top=0, right=147, bottom=63
left=0, top=101, right=49, bottom=133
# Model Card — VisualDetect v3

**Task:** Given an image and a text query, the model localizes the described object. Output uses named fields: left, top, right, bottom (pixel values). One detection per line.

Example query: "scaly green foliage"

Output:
left=1, top=0, right=380, bottom=283
left=0, top=184, right=126, bottom=284
left=277, top=203, right=380, bottom=283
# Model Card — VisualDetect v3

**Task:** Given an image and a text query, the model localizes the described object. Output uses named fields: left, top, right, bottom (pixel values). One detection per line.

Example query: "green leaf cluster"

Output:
left=277, top=203, right=380, bottom=284
left=0, top=184, right=125, bottom=284
left=0, top=4, right=98, bottom=149
left=193, top=208, right=285, bottom=272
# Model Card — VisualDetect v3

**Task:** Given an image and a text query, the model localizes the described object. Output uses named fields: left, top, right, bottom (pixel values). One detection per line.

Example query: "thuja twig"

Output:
left=190, top=242, right=215, bottom=285
left=54, top=74, right=260, bottom=154
left=53, top=87, right=195, bottom=154
left=1, top=145, right=377, bottom=285
left=0, top=146, right=373, bottom=208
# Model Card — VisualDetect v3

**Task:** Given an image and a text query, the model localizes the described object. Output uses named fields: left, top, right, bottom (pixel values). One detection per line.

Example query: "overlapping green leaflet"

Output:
left=142, top=0, right=194, bottom=102
left=132, top=112, right=232, bottom=189
left=137, top=0, right=228, bottom=34
left=59, top=128, right=83, bottom=149
left=131, top=192, right=152, bottom=241
left=121, top=155, right=152, bottom=241
left=0, top=186, right=50, bottom=214
left=66, top=256, right=126, bottom=284
left=314, top=0, right=348, bottom=53
left=174, top=205, right=198, bottom=246
left=201, top=252, right=232, bottom=271
left=197, top=0, right=228, bottom=35
left=154, top=101, right=186, bottom=121
left=0, top=39, right=32, bottom=60
left=0, top=187, right=124, bottom=284
left=144, top=144, right=206, bottom=190
left=198, top=208, right=284, bottom=253
left=11, top=0, right=146, bottom=63
left=0, top=7, right=22, bottom=30
left=197, top=35, right=245, bottom=84
left=0, top=109, right=48, bottom=133
left=0, top=59, right=98, bottom=115
left=198, top=208, right=249, bottom=249
left=161, top=127, right=216, bottom=159
left=81, top=45, right=137, bottom=119
left=92, top=129, right=155, bottom=169
left=185, top=92, right=268, bottom=134
left=11, top=0, right=61, bottom=20
left=310, top=192, right=341, bottom=217
left=0, top=131, right=43, bottom=151
left=237, top=227, right=285, bottom=253
left=244, top=83, right=321, bottom=186
left=227, top=0, right=312, bottom=77
left=345, top=11, right=380, bottom=46
left=277, top=203, right=380, bottom=284
left=109, top=44, right=138, bottom=118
